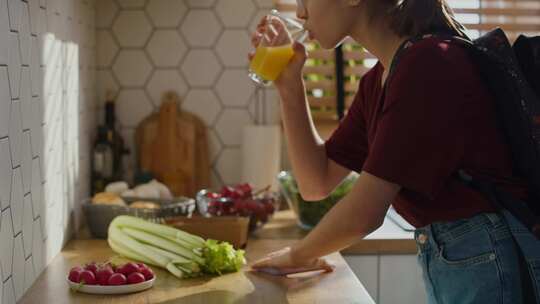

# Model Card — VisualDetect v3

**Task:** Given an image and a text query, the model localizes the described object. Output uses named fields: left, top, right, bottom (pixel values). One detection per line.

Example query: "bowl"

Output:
left=66, top=275, right=156, bottom=294
left=83, top=196, right=196, bottom=239
left=195, top=185, right=280, bottom=232
left=276, top=171, right=358, bottom=230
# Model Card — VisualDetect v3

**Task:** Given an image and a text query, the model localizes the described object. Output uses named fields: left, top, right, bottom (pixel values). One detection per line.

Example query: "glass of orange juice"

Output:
left=248, top=10, right=308, bottom=86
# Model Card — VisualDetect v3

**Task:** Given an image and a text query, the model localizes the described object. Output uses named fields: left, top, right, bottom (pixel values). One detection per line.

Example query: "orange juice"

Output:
left=249, top=44, right=295, bottom=82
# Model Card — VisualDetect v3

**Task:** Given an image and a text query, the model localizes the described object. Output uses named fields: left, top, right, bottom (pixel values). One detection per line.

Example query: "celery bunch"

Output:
left=107, top=215, right=246, bottom=279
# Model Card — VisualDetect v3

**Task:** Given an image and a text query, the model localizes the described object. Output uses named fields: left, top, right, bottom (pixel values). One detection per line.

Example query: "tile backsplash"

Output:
left=95, top=0, right=282, bottom=187
left=0, top=0, right=96, bottom=302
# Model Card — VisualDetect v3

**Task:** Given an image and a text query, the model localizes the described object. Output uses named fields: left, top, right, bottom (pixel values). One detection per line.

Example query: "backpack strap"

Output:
left=384, top=32, right=540, bottom=239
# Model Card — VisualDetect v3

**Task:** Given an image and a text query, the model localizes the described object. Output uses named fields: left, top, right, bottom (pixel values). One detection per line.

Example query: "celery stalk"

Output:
left=109, top=225, right=170, bottom=266
left=111, top=216, right=205, bottom=247
left=121, top=227, right=205, bottom=265
left=107, top=238, right=158, bottom=267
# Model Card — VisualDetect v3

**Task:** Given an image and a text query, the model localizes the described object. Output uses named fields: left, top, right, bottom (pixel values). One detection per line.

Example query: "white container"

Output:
left=241, top=125, right=281, bottom=191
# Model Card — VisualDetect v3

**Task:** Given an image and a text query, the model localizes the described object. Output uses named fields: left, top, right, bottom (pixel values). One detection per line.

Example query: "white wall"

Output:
left=0, top=0, right=97, bottom=302
left=95, top=0, right=281, bottom=188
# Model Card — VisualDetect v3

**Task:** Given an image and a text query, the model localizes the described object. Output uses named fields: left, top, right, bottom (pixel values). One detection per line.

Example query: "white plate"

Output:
left=67, top=276, right=156, bottom=294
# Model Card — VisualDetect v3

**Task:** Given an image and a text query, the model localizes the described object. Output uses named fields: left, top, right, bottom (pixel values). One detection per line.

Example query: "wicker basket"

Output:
left=83, top=196, right=196, bottom=239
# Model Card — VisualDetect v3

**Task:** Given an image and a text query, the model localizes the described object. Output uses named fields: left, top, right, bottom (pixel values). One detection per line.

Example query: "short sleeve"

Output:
left=362, top=42, right=466, bottom=200
left=324, top=81, right=369, bottom=173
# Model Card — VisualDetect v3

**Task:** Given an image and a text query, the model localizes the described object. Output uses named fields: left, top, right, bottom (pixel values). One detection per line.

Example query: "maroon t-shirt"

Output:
left=325, top=37, right=529, bottom=227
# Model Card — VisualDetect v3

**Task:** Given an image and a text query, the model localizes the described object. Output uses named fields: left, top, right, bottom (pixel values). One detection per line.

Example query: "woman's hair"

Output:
left=365, top=0, right=468, bottom=38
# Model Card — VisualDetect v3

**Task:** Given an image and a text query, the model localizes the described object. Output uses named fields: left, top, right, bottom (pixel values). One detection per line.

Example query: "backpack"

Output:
left=387, top=29, right=540, bottom=239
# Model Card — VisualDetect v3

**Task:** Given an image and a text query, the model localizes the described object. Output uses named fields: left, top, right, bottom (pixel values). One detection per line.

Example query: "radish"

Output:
left=68, top=267, right=83, bottom=283
left=117, top=262, right=139, bottom=276
left=80, top=270, right=97, bottom=285
left=140, top=267, right=154, bottom=280
left=127, top=272, right=145, bottom=284
left=84, top=262, right=98, bottom=275
left=96, top=267, right=115, bottom=285
left=108, top=273, right=127, bottom=285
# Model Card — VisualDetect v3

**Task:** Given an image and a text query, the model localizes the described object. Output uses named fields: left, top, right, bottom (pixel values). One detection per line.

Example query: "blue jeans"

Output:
left=415, top=211, right=540, bottom=304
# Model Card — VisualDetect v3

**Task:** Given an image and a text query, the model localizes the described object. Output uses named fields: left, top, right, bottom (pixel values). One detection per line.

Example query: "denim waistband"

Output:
left=414, top=212, right=506, bottom=251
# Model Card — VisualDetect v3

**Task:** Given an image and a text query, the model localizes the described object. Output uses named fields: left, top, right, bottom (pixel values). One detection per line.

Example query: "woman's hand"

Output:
left=250, top=246, right=335, bottom=276
left=248, top=16, right=308, bottom=94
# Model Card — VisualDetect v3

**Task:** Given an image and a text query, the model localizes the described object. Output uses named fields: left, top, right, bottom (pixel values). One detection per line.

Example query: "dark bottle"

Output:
left=104, top=92, right=127, bottom=178
left=91, top=91, right=129, bottom=194
left=91, top=126, right=114, bottom=194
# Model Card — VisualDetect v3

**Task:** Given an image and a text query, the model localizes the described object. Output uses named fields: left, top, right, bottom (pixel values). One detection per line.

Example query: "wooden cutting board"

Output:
left=135, top=91, right=211, bottom=197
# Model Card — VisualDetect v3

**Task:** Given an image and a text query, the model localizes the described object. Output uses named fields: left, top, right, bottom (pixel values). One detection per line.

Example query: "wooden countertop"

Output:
left=253, top=210, right=417, bottom=255
left=19, top=239, right=374, bottom=304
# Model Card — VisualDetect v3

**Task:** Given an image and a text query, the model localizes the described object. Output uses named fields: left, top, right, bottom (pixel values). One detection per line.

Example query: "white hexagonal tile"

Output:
left=215, top=0, right=255, bottom=28
left=208, top=128, right=222, bottom=163
left=210, top=168, right=222, bottom=189
left=24, top=255, right=35, bottom=293
left=117, top=0, right=146, bottom=9
left=146, top=30, right=187, bottom=67
left=20, top=131, right=31, bottom=195
left=182, top=89, right=221, bottom=126
left=20, top=67, right=31, bottom=131
left=3, top=278, right=16, bottom=304
left=8, top=32, right=21, bottom=99
left=96, top=0, right=119, bottom=29
left=146, top=70, right=188, bottom=106
left=180, top=10, right=222, bottom=47
left=22, top=193, right=33, bottom=258
left=0, top=0, right=9, bottom=65
left=19, top=1, right=30, bottom=66
left=216, top=148, right=242, bottom=185
left=116, top=89, right=154, bottom=127
left=30, top=97, right=43, bottom=158
left=112, top=11, right=152, bottom=48
left=112, top=50, right=152, bottom=87
left=180, top=50, right=222, bottom=87
left=96, top=70, right=120, bottom=106
left=215, top=30, right=251, bottom=68
left=28, top=0, right=39, bottom=35
left=96, top=30, right=118, bottom=68
left=146, top=0, right=187, bottom=28
left=31, top=158, right=42, bottom=220
left=187, top=0, right=216, bottom=8
left=7, top=0, right=21, bottom=31
left=12, top=234, right=24, bottom=301
left=30, top=36, right=40, bottom=97
left=10, top=167, right=23, bottom=235
left=254, top=0, right=274, bottom=8
left=0, top=67, right=10, bottom=137
left=215, top=69, right=255, bottom=106
left=0, top=139, right=11, bottom=210
left=215, top=109, right=253, bottom=146
left=9, top=100, right=22, bottom=168
left=0, top=208, right=14, bottom=278
left=32, top=218, right=44, bottom=274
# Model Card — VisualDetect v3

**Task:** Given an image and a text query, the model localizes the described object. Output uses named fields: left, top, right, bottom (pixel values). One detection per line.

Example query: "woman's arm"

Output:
left=278, top=80, right=351, bottom=200
left=249, top=17, right=351, bottom=200
left=251, top=171, right=401, bottom=275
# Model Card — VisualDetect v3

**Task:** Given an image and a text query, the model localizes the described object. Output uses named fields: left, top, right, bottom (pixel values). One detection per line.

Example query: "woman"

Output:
left=248, top=0, right=538, bottom=303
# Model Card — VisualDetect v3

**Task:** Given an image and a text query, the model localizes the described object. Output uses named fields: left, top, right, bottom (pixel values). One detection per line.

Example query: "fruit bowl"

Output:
left=277, top=171, right=358, bottom=230
left=67, top=275, right=155, bottom=295
left=67, top=261, right=156, bottom=295
left=196, top=183, right=280, bottom=232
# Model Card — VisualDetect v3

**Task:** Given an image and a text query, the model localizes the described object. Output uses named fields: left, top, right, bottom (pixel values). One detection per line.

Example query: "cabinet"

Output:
left=344, top=254, right=426, bottom=304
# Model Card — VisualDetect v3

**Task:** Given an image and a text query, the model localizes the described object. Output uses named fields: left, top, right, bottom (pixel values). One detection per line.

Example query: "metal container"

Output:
left=83, top=196, right=196, bottom=238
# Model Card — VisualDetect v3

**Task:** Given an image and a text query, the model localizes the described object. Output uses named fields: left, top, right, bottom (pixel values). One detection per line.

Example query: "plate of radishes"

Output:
left=67, top=261, right=156, bottom=294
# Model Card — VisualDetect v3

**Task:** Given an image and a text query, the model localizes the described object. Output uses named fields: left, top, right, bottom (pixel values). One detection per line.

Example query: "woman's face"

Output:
left=297, top=0, right=364, bottom=49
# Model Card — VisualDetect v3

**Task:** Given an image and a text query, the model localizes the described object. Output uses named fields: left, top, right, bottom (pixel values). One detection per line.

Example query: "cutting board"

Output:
left=135, top=91, right=211, bottom=197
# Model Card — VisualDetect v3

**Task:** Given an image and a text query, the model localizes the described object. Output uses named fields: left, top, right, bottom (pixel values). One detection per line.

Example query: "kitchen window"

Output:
left=274, top=0, right=540, bottom=138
